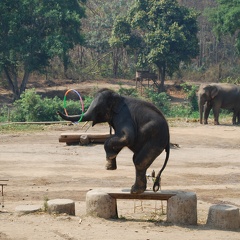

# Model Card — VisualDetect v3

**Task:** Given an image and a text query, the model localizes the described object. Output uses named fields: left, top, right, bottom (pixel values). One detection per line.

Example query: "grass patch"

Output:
left=0, top=123, right=46, bottom=133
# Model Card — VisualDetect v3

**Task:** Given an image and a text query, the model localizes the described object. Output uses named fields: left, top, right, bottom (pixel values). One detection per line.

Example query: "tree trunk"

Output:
left=157, top=62, right=166, bottom=93
left=4, top=67, right=19, bottom=101
left=3, top=67, right=30, bottom=101
left=20, top=69, right=30, bottom=97
left=112, top=48, right=119, bottom=78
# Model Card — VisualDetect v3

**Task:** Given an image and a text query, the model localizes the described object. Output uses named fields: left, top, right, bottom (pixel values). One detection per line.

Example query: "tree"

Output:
left=83, top=0, right=132, bottom=78
left=206, top=0, right=240, bottom=53
left=110, top=0, right=199, bottom=92
left=0, top=0, right=86, bottom=100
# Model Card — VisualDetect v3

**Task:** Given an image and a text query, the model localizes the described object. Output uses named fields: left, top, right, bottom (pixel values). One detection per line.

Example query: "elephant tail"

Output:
left=153, top=141, right=170, bottom=192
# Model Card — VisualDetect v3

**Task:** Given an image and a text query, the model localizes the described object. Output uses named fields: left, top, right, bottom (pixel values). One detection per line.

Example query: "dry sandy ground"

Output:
left=0, top=121, right=240, bottom=240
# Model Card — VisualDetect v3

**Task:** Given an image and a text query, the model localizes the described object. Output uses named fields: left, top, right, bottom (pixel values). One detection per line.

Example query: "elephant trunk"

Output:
left=57, top=110, right=92, bottom=123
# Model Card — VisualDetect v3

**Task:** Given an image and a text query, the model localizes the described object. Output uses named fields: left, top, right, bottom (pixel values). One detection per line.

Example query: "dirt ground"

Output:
left=0, top=120, right=240, bottom=240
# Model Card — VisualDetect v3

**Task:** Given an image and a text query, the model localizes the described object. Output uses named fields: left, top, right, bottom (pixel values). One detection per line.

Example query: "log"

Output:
left=59, top=132, right=112, bottom=145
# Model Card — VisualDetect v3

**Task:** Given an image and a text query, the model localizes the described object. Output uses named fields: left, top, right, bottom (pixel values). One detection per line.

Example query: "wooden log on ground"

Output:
left=59, top=132, right=112, bottom=145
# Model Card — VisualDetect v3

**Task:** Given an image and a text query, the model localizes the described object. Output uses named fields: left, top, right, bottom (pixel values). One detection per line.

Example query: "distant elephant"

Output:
left=198, top=83, right=240, bottom=125
left=58, top=88, right=170, bottom=194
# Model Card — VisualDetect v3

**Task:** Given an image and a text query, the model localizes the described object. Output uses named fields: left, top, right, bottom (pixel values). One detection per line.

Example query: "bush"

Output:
left=118, top=86, right=139, bottom=97
left=0, top=105, right=9, bottom=122
left=145, top=89, right=171, bottom=115
left=221, top=76, right=240, bottom=84
left=169, top=105, right=198, bottom=118
left=10, top=89, right=62, bottom=121
left=181, top=83, right=198, bottom=112
left=1, top=89, right=89, bottom=122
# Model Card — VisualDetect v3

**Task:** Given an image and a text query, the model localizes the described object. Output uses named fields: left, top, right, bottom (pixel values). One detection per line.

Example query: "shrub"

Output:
left=3, top=89, right=88, bottom=122
left=145, top=89, right=171, bottom=115
left=0, top=105, right=9, bottom=122
left=118, top=86, right=139, bottom=97
left=180, top=83, right=198, bottom=112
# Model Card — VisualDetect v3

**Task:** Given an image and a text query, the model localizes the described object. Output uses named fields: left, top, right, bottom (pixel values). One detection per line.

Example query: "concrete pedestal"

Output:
left=86, top=189, right=117, bottom=219
left=15, top=205, right=42, bottom=216
left=207, top=204, right=240, bottom=230
left=167, top=191, right=197, bottom=225
left=47, top=199, right=75, bottom=216
left=86, top=189, right=198, bottom=225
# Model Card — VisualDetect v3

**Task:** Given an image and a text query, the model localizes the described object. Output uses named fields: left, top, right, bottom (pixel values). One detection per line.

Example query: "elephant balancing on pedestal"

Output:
left=198, top=83, right=240, bottom=125
left=58, top=88, right=170, bottom=194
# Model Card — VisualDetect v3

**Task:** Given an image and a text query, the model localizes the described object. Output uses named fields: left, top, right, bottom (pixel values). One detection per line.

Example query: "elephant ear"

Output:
left=111, top=93, right=125, bottom=113
left=210, top=86, right=219, bottom=99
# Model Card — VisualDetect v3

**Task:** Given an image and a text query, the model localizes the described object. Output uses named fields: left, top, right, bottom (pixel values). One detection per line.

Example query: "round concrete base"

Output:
left=207, top=204, right=240, bottom=230
left=86, top=189, right=117, bottom=219
left=167, top=191, right=197, bottom=225
left=47, top=199, right=75, bottom=216
left=15, top=205, right=42, bottom=216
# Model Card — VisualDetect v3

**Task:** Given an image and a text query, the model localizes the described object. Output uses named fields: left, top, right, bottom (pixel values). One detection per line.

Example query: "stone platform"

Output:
left=86, top=189, right=197, bottom=225
left=207, top=204, right=240, bottom=230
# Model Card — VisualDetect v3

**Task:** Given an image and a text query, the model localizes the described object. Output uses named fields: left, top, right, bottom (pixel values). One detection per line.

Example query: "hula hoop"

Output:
left=63, top=89, right=84, bottom=122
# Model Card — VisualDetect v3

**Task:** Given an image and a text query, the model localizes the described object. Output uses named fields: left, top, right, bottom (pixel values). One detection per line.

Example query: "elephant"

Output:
left=198, top=83, right=240, bottom=125
left=58, top=88, right=170, bottom=194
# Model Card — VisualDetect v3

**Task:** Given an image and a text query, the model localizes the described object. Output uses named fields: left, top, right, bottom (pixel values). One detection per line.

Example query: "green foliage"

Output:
left=169, top=105, right=198, bottom=118
left=220, top=76, right=240, bottom=84
left=118, top=86, right=139, bottom=97
left=0, top=89, right=86, bottom=122
left=181, top=83, right=198, bottom=111
left=0, top=105, right=9, bottom=122
left=110, top=0, right=199, bottom=90
left=0, top=0, right=86, bottom=99
left=11, top=89, right=62, bottom=122
left=85, top=0, right=131, bottom=53
left=109, top=17, right=142, bottom=50
left=206, top=0, right=240, bottom=53
left=82, top=95, right=93, bottom=111
left=145, top=84, right=199, bottom=119
left=145, top=89, right=171, bottom=114
left=1, top=85, right=232, bottom=124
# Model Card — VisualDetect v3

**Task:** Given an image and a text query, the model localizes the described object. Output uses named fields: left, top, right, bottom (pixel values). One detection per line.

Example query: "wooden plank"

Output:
left=107, top=189, right=177, bottom=200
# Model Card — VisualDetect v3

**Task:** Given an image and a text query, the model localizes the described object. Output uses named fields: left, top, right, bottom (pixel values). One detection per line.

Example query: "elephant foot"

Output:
left=105, top=158, right=117, bottom=170
left=131, top=175, right=147, bottom=194
left=131, top=184, right=146, bottom=194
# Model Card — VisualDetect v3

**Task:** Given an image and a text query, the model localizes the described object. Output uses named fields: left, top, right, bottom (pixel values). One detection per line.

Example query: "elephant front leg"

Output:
left=104, top=135, right=128, bottom=170
left=106, top=157, right=117, bottom=170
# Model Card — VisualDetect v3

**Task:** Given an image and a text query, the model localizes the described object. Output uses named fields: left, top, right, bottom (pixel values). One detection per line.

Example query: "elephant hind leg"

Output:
left=131, top=145, right=164, bottom=194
